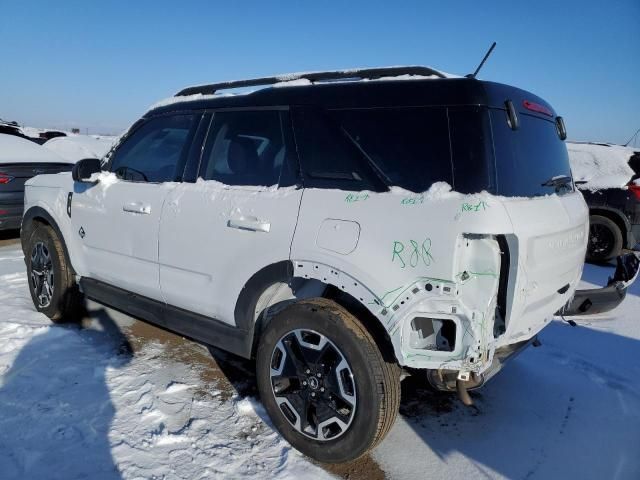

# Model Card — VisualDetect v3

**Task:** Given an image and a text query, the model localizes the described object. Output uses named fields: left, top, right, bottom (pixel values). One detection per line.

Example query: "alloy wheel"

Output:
left=588, top=223, right=615, bottom=258
left=269, top=329, right=357, bottom=441
left=30, top=241, right=54, bottom=308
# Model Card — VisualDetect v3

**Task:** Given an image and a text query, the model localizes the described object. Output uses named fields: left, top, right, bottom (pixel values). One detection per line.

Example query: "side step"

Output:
left=558, top=252, right=639, bottom=316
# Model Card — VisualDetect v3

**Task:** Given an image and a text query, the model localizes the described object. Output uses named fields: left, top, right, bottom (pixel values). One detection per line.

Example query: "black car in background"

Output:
left=568, top=142, right=640, bottom=262
left=0, top=133, right=73, bottom=231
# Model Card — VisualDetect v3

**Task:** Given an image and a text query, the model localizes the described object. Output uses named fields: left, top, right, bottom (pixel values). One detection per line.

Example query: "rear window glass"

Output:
left=329, top=107, right=453, bottom=193
left=490, top=110, right=572, bottom=197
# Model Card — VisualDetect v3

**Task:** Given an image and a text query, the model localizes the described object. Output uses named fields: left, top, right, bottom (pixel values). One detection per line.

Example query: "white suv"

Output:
left=20, top=67, right=639, bottom=463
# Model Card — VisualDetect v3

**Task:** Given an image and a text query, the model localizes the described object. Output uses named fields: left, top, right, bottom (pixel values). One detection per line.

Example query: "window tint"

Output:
left=200, top=110, right=291, bottom=187
left=292, top=108, right=385, bottom=191
left=490, top=110, right=573, bottom=197
left=328, top=107, right=452, bottom=193
left=448, top=106, right=496, bottom=194
left=110, top=114, right=197, bottom=182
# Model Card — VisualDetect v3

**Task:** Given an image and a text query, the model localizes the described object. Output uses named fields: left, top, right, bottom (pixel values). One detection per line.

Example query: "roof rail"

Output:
left=175, top=66, right=447, bottom=97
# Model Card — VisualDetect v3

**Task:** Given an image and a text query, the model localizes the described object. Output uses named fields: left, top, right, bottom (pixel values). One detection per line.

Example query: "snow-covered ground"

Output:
left=0, top=238, right=639, bottom=479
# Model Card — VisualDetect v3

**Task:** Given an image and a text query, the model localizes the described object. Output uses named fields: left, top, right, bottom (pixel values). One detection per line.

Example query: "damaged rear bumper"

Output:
left=427, top=336, right=536, bottom=392
left=558, top=252, right=640, bottom=316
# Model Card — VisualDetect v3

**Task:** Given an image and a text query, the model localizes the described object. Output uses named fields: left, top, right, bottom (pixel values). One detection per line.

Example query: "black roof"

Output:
left=147, top=66, right=557, bottom=119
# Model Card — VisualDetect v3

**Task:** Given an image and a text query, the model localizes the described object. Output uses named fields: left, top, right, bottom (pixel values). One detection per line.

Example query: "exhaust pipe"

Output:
left=456, top=379, right=474, bottom=406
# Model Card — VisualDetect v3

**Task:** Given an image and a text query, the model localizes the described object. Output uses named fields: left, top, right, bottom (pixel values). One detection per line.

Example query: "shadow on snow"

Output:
left=0, top=309, right=132, bottom=480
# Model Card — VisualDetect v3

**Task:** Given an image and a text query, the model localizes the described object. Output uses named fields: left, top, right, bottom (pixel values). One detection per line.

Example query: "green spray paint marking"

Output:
left=392, top=238, right=434, bottom=269
left=461, top=200, right=489, bottom=213
left=345, top=192, right=369, bottom=203
left=401, top=195, right=424, bottom=205
left=456, top=270, right=498, bottom=282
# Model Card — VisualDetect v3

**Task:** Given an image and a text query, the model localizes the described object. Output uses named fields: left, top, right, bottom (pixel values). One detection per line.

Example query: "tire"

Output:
left=256, top=297, right=400, bottom=463
left=25, top=223, right=85, bottom=322
left=586, top=215, right=623, bottom=263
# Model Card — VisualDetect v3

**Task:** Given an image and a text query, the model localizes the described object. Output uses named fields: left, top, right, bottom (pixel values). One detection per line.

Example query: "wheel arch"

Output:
left=21, top=206, right=77, bottom=274
left=242, top=260, right=398, bottom=365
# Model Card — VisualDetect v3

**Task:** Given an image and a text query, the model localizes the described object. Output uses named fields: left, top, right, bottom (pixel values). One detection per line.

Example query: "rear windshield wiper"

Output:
left=541, top=175, right=573, bottom=189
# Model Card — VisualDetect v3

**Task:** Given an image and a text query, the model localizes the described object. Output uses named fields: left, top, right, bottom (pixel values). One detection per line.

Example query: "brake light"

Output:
left=628, top=183, right=640, bottom=200
left=523, top=100, right=553, bottom=117
left=0, top=173, right=14, bottom=184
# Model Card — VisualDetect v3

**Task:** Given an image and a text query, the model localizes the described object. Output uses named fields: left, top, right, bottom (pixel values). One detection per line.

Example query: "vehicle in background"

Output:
left=43, top=135, right=119, bottom=163
left=568, top=142, right=640, bottom=262
left=0, top=133, right=73, bottom=230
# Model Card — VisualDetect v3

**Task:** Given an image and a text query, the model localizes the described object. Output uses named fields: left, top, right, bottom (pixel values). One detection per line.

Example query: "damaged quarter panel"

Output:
left=291, top=186, right=519, bottom=374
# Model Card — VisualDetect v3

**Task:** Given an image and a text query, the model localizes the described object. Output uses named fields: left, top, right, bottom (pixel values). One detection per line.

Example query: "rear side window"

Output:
left=490, top=110, right=572, bottom=197
left=448, top=106, right=496, bottom=194
left=200, top=110, right=293, bottom=187
left=292, top=107, right=384, bottom=191
left=329, top=107, right=452, bottom=193
left=110, top=114, right=197, bottom=183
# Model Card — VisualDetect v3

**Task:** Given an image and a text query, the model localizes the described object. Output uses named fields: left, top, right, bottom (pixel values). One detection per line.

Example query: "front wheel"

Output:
left=25, top=224, right=85, bottom=322
left=256, top=298, right=400, bottom=463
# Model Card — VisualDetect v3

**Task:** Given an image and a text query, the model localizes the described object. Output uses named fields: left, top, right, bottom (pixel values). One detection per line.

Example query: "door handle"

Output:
left=227, top=216, right=271, bottom=233
left=123, top=202, right=151, bottom=215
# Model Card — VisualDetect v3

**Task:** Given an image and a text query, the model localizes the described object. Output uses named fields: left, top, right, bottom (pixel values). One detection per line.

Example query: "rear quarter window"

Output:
left=329, top=107, right=453, bottom=193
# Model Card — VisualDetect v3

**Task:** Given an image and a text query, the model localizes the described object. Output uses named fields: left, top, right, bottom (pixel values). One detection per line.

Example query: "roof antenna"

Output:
left=623, top=127, right=640, bottom=147
left=466, top=42, right=497, bottom=79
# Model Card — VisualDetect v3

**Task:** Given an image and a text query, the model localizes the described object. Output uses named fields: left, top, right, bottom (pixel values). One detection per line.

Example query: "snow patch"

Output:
left=43, top=135, right=118, bottom=163
left=0, top=133, right=68, bottom=164
left=567, top=142, right=637, bottom=191
left=88, top=171, right=118, bottom=188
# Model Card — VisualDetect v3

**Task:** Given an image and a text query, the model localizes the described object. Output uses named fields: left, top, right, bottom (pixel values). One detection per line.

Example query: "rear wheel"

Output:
left=586, top=215, right=623, bottom=263
left=256, top=298, right=400, bottom=463
left=25, top=224, right=84, bottom=322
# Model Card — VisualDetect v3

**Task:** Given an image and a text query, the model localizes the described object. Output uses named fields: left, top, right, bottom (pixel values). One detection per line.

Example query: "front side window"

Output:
left=199, top=110, right=292, bottom=187
left=110, top=114, right=197, bottom=182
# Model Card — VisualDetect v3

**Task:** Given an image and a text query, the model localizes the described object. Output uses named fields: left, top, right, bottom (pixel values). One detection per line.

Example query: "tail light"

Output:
left=0, top=173, right=15, bottom=184
left=628, top=183, right=640, bottom=200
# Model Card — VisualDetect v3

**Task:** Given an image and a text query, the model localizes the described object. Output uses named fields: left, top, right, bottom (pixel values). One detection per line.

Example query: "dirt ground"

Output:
left=97, top=305, right=391, bottom=479
left=0, top=230, right=20, bottom=248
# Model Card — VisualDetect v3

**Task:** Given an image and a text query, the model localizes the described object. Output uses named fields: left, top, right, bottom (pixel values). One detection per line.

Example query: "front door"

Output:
left=71, top=112, right=200, bottom=301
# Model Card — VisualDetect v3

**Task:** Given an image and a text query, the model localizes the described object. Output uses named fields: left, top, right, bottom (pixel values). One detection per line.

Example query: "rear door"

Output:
left=70, top=113, right=201, bottom=301
left=159, top=109, right=303, bottom=326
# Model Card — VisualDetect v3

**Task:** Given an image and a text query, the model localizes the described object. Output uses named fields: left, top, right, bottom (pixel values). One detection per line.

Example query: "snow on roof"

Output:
left=567, top=142, right=638, bottom=191
left=149, top=65, right=458, bottom=111
left=0, top=133, right=68, bottom=164
left=43, top=135, right=118, bottom=163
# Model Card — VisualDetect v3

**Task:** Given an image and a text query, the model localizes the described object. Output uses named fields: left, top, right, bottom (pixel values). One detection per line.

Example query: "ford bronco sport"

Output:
left=20, top=66, right=639, bottom=463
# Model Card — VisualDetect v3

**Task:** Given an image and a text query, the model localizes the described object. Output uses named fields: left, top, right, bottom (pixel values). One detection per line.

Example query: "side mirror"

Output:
left=72, top=158, right=102, bottom=183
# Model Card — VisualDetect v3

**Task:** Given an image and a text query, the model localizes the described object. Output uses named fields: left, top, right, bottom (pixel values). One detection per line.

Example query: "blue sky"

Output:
left=1, top=0, right=638, bottom=144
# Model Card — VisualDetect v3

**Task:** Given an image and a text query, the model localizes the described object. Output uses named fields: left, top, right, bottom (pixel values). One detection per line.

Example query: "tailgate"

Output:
left=499, top=191, right=588, bottom=344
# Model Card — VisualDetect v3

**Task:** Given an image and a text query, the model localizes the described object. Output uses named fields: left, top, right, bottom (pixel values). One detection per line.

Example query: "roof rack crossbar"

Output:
left=175, top=66, right=447, bottom=97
